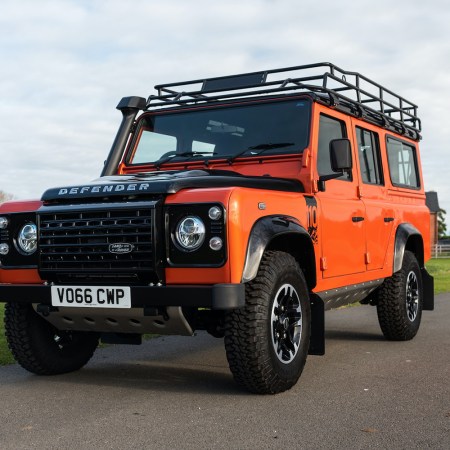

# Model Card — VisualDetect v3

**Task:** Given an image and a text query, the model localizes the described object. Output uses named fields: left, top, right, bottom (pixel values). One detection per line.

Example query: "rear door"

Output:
left=352, top=122, right=394, bottom=270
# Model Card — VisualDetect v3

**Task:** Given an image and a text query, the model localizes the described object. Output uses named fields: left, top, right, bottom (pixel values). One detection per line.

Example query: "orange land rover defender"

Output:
left=0, top=63, right=434, bottom=394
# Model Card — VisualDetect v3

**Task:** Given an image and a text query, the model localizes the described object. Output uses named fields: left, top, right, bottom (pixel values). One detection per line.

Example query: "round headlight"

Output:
left=209, top=237, right=223, bottom=251
left=17, top=223, right=37, bottom=255
left=0, top=243, right=9, bottom=255
left=175, top=216, right=205, bottom=251
left=0, top=217, right=8, bottom=229
left=208, top=206, right=222, bottom=221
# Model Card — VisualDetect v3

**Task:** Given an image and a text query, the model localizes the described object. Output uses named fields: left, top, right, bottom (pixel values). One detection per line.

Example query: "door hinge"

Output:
left=365, top=252, right=371, bottom=265
left=320, top=257, right=327, bottom=271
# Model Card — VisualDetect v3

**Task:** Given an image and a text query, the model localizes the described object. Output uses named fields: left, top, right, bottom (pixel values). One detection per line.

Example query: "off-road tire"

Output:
left=224, top=251, right=311, bottom=394
left=376, top=251, right=423, bottom=341
left=5, top=302, right=99, bottom=375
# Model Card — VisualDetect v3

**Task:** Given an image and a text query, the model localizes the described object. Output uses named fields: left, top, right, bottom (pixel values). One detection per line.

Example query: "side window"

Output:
left=356, top=127, right=383, bottom=185
left=386, top=137, right=420, bottom=188
left=317, top=114, right=351, bottom=181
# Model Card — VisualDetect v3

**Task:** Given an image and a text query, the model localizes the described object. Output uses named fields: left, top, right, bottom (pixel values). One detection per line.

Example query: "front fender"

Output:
left=241, top=215, right=315, bottom=286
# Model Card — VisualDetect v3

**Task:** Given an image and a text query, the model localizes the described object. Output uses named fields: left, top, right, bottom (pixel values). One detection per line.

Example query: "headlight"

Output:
left=175, top=216, right=205, bottom=251
left=17, top=223, right=37, bottom=255
left=0, top=217, right=8, bottom=229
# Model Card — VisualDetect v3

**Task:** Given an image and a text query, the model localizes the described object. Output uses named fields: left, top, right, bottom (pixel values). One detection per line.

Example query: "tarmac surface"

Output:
left=0, top=294, right=449, bottom=449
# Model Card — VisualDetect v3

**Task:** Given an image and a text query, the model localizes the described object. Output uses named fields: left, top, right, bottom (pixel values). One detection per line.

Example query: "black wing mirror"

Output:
left=318, top=139, right=353, bottom=191
left=330, top=139, right=352, bottom=172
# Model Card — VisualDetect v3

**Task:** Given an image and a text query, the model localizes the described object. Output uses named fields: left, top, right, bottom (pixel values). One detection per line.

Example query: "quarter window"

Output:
left=356, top=127, right=383, bottom=185
left=386, top=137, right=419, bottom=188
left=318, top=114, right=350, bottom=181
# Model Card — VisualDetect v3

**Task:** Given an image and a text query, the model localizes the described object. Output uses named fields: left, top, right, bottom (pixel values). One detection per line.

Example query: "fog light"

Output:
left=208, top=206, right=222, bottom=221
left=0, top=217, right=8, bottom=229
left=209, top=237, right=223, bottom=251
left=0, top=243, right=9, bottom=255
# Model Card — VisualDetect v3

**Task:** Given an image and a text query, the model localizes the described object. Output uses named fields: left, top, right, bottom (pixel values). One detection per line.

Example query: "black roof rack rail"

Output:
left=145, top=63, right=421, bottom=140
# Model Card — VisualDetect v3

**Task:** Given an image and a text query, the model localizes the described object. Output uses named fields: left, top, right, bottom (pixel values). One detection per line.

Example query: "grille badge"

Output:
left=109, top=243, right=135, bottom=254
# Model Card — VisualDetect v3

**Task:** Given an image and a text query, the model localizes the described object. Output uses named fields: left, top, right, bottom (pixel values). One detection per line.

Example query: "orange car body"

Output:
left=0, top=64, right=433, bottom=357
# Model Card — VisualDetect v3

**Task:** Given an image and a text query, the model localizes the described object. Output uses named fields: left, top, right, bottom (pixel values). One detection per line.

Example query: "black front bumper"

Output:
left=0, top=283, right=245, bottom=310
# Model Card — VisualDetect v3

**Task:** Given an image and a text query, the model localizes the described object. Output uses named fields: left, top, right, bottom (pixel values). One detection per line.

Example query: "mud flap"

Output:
left=309, top=294, right=325, bottom=355
left=421, top=268, right=434, bottom=311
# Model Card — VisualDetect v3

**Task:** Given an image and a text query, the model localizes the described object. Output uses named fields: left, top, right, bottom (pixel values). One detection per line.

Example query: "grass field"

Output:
left=0, top=304, right=14, bottom=365
left=425, top=258, right=450, bottom=295
left=1, top=258, right=449, bottom=366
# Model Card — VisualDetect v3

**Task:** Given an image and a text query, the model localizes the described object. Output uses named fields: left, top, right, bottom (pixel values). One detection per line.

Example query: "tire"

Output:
left=224, top=251, right=311, bottom=394
left=376, top=251, right=423, bottom=341
left=4, top=302, right=99, bottom=375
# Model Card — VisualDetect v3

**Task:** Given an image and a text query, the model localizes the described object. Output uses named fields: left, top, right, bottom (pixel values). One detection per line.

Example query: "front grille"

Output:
left=38, top=207, right=157, bottom=282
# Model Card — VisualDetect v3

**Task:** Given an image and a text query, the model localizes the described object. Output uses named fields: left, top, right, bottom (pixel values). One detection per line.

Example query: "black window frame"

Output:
left=355, top=126, right=384, bottom=186
left=317, top=113, right=352, bottom=182
left=385, top=135, right=421, bottom=190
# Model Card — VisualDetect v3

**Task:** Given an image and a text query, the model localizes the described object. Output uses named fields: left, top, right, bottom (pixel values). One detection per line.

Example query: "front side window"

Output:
left=128, top=99, right=311, bottom=165
left=317, top=114, right=350, bottom=181
left=356, top=127, right=383, bottom=185
left=386, top=137, right=419, bottom=188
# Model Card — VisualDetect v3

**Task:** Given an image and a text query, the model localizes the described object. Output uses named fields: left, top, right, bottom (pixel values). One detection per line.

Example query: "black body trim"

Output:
left=41, top=170, right=304, bottom=203
left=242, top=215, right=314, bottom=285
left=393, top=223, right=423, bottom=272
left=0, top=283, right=245, bottom=310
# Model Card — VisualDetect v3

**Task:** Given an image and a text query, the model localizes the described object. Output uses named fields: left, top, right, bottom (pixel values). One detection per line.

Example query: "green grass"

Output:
left=1, top=259, right=449, bottom=366
left=0, top=304, right=14, bottom=365
left=426, top=258, right=450, bottom=295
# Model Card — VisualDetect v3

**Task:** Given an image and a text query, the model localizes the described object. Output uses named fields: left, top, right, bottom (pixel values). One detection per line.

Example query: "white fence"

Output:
left=432, top=244, right=450, bottom=258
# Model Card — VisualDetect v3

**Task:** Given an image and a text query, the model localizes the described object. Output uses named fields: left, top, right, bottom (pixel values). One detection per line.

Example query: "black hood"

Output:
left=41, top=170, right=303, bottom=202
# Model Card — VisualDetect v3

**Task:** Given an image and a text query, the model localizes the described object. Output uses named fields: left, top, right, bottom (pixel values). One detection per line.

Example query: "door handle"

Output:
left=352, top=216, right=364, bottom=223
left=384, top=217, right=394, bottom=223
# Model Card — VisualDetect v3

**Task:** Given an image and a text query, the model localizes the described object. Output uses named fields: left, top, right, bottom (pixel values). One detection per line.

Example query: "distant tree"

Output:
left=0, top=190, right=13, bottom=204
left=438, top=208, right=447, bottom=239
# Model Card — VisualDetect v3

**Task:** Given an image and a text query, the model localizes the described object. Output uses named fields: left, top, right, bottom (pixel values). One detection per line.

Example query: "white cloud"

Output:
left=0, top=0, right=449, bottom=227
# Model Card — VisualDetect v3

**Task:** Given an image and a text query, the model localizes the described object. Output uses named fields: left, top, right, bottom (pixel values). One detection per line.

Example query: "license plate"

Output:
left=51, top=286, right=131, bottom=308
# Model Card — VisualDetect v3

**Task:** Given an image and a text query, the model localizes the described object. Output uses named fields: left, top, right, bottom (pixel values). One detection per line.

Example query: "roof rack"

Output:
left=146, top=63, right=421, bottom=140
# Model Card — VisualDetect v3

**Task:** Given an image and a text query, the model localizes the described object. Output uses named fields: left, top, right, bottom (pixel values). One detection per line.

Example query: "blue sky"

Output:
left=1, top=0, right=449, bottom=228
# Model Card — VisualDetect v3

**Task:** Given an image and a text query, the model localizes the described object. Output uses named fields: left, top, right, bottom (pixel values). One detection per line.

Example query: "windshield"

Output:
left=128, top=99, right=311, bottom=165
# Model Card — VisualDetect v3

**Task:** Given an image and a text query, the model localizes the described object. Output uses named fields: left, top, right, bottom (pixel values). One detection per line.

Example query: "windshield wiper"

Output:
left=227, top=142, right=295, bottom=164
left=154, top=151, right=217, bottom=169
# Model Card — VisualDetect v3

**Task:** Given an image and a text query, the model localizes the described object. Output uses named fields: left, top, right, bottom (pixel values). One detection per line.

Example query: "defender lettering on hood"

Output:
left=58, top=183, right=150, bottom=195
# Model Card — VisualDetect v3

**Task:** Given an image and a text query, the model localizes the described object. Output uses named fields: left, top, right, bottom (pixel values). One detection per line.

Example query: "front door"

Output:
left=315, top=112, right=366, bottom=278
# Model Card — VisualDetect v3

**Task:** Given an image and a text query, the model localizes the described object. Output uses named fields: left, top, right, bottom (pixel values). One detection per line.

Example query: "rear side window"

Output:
left=356, top=127, right=383, bottom=185
left=318, top=114, right=351, bottom=181
left=386, top=137, right=420, bottom=188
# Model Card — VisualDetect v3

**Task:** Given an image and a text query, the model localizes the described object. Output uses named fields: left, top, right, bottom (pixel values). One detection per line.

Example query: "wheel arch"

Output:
left=393, top=223, right=424, bottom=272
left=241, top=216, right=316, bottom=290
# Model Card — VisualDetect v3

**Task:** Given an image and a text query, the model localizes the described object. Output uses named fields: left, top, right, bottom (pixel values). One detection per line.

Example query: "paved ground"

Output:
left=0, top=294, right=449, bottom=449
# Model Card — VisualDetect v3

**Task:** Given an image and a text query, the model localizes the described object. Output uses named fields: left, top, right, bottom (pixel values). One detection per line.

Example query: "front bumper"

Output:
left=0, top=283, right=245, bottom=310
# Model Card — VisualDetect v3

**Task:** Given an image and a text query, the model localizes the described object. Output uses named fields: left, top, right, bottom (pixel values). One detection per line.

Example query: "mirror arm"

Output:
left=317, top=171, right=344, bottom=192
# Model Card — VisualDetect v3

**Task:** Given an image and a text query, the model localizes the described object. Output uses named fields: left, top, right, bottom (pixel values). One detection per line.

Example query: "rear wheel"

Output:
left=376, top=251, right=423, bottom=341
left=5, top=302, right=99, bottom=375
left=225, top=251, right=311, bottom=394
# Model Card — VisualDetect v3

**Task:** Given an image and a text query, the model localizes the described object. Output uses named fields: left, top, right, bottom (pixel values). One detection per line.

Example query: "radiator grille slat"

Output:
left=38, top=208, right=156, bottom=282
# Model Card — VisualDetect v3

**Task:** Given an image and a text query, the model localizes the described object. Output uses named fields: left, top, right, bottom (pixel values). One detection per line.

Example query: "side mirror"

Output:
left=318, top=139, right=353, bottom=192
left=330, top=139, right=352, bottom=172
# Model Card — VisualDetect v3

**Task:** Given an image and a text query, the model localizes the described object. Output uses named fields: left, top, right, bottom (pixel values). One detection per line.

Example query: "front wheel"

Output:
left=376, top=251, right=423, bottom=341
left=224, top=251, right=311, bottom=394
left=5, top=302, right=99, bottom=375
